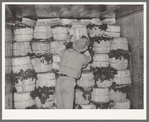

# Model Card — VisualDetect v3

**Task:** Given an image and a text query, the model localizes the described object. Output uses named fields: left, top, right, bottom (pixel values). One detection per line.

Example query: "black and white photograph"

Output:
left=2, top=2, right=147, bottom=120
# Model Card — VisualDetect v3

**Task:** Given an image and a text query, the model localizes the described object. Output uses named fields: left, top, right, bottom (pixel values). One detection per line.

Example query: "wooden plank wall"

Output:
left=116, top=11, right=144, bottom=109
left=5, top=7, right=14, bottom=109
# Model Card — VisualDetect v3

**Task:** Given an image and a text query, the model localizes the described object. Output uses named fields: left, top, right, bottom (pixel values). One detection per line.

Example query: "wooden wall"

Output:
left=5, top=7, right=14, bottom=109
left=116, top=11, right=144, bottom=109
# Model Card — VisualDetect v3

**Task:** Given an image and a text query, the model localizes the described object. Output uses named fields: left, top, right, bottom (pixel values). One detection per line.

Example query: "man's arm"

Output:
left=58, top=32, right=73, bottom=57
left=82, top=51, right=92, bottom=68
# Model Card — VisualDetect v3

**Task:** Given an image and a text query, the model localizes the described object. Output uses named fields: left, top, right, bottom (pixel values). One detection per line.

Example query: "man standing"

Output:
left=55, top=35, right=91, bottom=109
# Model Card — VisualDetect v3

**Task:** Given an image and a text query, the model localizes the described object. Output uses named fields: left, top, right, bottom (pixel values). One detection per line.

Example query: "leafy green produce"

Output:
left=30, top=86, right=55, bottom=104
left=87, top=23, right=108, bottom=31
left=75, top=85, right=93, bottom=101
left=29, top=53, right=53, bottom=64
left=91, top=100, right=115, bottom=109
left=109, top=82, right=131, bottom=94
left=12, top=69, right=37, bottom=85
left=109, top=49, right=130, bottom=60
left=90, top=36, right=112, bottom=44
left=91, top=66, right=118, bottom=83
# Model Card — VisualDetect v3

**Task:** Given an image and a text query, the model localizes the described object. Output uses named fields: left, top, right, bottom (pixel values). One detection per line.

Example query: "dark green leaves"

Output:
left=30, top=86, right=55, bottom=104
left=109, top=49, right=130, bottom=60
left=12, top=69, right=37, bottom=85
left=29, top=53, right=53, bottom=64
left=87, top=24, right=108, bottom=31
left=90, top=36, right=112, bottom=44
left=91, top=66, right=118, bottom=82
left=109, top=82, right=131, bottom=94
left=75, top=85, right=93, bottom=101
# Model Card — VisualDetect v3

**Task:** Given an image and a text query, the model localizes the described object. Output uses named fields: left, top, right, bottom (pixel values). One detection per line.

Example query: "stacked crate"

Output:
left=109, top=38, right=131, bottom=109
left=12, top=23, right=36, bottom=109
left=30, top=21, right=55, bottom=109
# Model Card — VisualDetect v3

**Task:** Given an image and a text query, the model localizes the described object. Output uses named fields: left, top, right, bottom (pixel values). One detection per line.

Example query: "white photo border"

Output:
left=2, top=2, right=147, bottom=120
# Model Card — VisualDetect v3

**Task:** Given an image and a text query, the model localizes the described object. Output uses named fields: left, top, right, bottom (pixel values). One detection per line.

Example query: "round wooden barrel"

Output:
left=80, top=104, right=94, bottom=109
left=111, top=99, right=130, bottom=109
left=91, top=88, right=109, bottom=103
left=34, top=25, right=52, bottom=32
left=70, top=25, right=89, bottom=42
left=14, top=27, right=33, bottom=35
left=50, top=41, right=65, bottom=54
left=113, top=70, right=132, bottom=85
left=92, top=54, right=109, bottom=67
left=14, top=92, right=32, bottom=102
left=5, top=93, right=13, bottom=109
left=91, top=61, right=109, bottom=68
left=61, top=19, right=72, bottom=25
left=5, top=43, right=12, bottom=57
left=111, top=37, right=128, bottom=50
left=34, top=95, right=54, bottom=108
left=106, top=25, right=121, bottom=32
left=12, top=56, right=33, bottom=73
left=34, top=25, right=52, bottom=39
left=93, top=40, right=111, bottom=47
left=31, top=41, right=51, bottom=54
left=14, top=34, right=33, bottom=42
left=14, top=84, right=35, bottom=93
left=34, top=33, right=53, bottom=40
left=75, top=89, right=90, bottom=105
left=52, top=27, right=69, bottom=34
left=91, top=95, right=109, bottom=103
left=77, top=79, right=95, bottom=88
left=36, top=73, right=56, bottom=87
left=96, top=79, right=113, bottom=88
left=14, top=99, right=34, bottom=109
left=93, top=54, right=109, bottom=62
left=109, top=89, right=127, bottom=102
left=5, top=58, right=12, bottom=74
left=79, top=71, right=94, bottom=81
left=93, top=47, right=111, bottom=54
left=13, top=42, right=32, bottom=56
left=110, top=57, right=128, bottom=70
left=92, top=88, right=109, bottom=96
left=31, top=56, right=52, bottom=73
left=93, top=40, right=111, bottom=53
left=104, top=31, right=120, bottom=37
left=53, top=34, right=68, bottom=41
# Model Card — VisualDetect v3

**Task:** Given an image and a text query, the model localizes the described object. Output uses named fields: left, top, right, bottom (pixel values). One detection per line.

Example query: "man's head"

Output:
left=73, top=36, right=89, bottom=52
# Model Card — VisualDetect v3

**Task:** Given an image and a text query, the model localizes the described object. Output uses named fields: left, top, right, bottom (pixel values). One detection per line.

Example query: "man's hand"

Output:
left=84, top=51, right=92, bottom=62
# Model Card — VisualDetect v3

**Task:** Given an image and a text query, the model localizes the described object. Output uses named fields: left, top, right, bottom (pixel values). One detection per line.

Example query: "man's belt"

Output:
left=59, top=74, right=77, bottom=80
